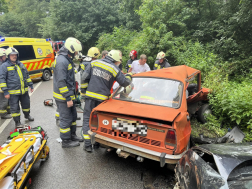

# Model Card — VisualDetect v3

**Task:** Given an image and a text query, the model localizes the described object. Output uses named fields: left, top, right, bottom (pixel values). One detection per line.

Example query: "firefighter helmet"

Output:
left=156, top=51, right=165, bottom=59
left=129, top=50, right=138, bottom=59
left=5, top=47, right=19, bottom=57
left=87, top=47, right=100, bottom=58
left=64, top=37, right=82, bottom=53
left=0, top=48, right=6, bottom=57
left=108, top=50, right=122, bottom=62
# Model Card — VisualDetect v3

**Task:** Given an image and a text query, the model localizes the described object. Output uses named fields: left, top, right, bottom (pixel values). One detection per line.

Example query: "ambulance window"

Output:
left=14, top=45, right=36, bottom=61
left=0, top=46, right=9, bottom=49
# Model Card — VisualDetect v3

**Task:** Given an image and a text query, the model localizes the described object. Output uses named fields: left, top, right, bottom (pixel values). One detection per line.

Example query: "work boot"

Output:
left=25, top=115, right=34, bottom=121
left=1, top=114, right=12, bottom=119
left=84, top=145, right=93, bottom=153
left=15, top=121, right=21, bottom=128
left=76, top=116, right=81, bottom=120
left=62, top=140, right=80, bottom=148
left=93, top=142, right=100, bottom=149
left=71, top=134, right=84, bottom=142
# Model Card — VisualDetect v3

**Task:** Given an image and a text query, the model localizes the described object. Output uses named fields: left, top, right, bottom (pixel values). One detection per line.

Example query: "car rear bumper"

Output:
left=89, top=131, right=186, bottom=166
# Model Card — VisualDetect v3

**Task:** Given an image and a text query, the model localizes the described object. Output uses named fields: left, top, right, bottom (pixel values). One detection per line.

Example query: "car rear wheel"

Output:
left=197, top=103, right=212, bottom=123
left=42, top=69, right=51, bottom=81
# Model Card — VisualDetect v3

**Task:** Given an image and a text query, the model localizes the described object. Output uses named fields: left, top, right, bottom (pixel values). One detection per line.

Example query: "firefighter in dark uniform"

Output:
left=80, top=47, right=100, bottom=97
left=55, top=52, right=82, bottom=127
left=0, top=48, right=11, bottom=119
left=82, top=50, right=132, bottom=152
left=126, top=50, right=138, bottom=72
left=0, top=47, right=34, bottom=127
left=53, top=37, right=83, bottom=148
left=153, top=51, right=170, bottom=70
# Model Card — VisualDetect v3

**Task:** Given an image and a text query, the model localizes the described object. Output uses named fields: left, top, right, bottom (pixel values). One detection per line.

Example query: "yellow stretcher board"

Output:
left=0, top=131, right=49, bottom=189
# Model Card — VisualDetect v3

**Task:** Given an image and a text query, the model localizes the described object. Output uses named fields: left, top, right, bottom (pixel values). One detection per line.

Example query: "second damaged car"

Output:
left=88, top=65, right=209, bottom=167
left=175, top=143, right=252, bottom=189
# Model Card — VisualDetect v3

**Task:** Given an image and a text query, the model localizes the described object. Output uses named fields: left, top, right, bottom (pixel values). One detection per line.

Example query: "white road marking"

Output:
left=0, top=81, right=42, bottom=133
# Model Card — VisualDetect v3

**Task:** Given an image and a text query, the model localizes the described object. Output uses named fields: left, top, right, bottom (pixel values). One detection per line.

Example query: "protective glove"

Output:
left=125, top=72, right=134, bottom=80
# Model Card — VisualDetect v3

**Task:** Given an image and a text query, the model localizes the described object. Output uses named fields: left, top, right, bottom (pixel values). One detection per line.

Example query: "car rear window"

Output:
left=14, top=45, right=36, bottom=61
left=113, top=77, right=183, bottom=108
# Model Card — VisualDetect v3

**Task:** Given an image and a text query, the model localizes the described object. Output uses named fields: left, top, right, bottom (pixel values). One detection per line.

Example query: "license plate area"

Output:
left=112, top=118, right=147, bottom=136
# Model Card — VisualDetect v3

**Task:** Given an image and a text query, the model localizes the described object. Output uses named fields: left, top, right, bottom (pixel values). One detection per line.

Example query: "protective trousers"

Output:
left=82, top=98, right=102, bottom=147
left=0, top=93, right=9, bottom=117
left=55, top=108, right=59, bottom=121
left=56, top=100, right=77, bottom=140
left=9, top=93, right=30, bottom=122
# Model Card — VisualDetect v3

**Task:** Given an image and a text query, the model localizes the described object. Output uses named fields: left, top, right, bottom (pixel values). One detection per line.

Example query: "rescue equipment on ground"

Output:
left=0, top=126, right=49, bottom=189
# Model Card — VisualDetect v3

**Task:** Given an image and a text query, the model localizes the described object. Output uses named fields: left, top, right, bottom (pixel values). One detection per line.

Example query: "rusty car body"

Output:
left=88, top=65, right=210, bottom=166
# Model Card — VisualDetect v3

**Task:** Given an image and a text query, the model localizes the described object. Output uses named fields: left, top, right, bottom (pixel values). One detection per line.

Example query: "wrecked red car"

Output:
left=88, top=65, right=210, bottom=166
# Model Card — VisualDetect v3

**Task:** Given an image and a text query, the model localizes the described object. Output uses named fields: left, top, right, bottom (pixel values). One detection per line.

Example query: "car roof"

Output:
left=134, top=65, right=200, bottom=82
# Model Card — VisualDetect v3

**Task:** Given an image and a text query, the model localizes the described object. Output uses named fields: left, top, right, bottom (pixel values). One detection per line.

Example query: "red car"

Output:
left=88, top=65, right=210, bottom=167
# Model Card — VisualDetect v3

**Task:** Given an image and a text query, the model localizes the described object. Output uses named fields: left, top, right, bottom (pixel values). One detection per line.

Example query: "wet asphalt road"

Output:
left=0, top=74, right=175, bottom=189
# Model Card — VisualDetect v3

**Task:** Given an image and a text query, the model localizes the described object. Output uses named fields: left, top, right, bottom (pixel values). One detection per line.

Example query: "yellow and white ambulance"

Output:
left=0, top=37, right=55, bottom=81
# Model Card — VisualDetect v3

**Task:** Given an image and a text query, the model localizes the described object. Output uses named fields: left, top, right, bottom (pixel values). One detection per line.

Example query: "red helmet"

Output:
left=129, top=50, right=138, bottom=59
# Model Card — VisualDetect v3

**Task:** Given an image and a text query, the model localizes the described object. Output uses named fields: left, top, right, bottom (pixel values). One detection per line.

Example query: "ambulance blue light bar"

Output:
left=0, top=38, right=5, bottom=42
left=46, top=38, right=51, bottom=41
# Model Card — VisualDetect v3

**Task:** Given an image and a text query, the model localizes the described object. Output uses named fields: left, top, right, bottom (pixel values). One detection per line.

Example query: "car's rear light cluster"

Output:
left=165, top=129, right=176, bottom=148
left=100, top=127, right=162, bottom=147
left=90, top=112, right=98, bottom=129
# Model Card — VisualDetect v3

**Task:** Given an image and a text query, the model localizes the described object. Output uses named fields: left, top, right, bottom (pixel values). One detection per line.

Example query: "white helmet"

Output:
left=5, top=47, right=19, bottom=59
left=0, top=48, right=6, bottom=57
left=156, top=51, right=165, bottom=59
left=64, top=37, right=82, bottom=53
left=107, top=50, right=122, bottom=62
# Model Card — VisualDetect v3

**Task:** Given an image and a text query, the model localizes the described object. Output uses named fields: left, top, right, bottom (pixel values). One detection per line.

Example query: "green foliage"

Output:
left=96, top=26, right=138, bottom=67
left=40, top=0, right=130, bottom=52
left=0, top=0, right=48, bottom=37
left=204, top=66, right=252, bottom=130
left=0, top=0, right=8, bottom=13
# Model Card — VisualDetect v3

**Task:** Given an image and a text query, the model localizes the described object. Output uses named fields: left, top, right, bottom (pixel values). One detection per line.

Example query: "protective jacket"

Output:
left=53, top=47, right=76, bottom=102
left=82, top=56, right=131, bottom=101
left=0, top=60, right=5, bottom=93
left=0, top=59, right=33, bottom=96
left=153, top=59, right=170, bottom=70
left=125, top=59, right=134, bottom=71
left=80, top=57, right=92, bottom=94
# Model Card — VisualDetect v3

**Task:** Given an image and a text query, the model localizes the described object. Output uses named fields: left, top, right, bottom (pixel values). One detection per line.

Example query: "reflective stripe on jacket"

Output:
left=53, top=47, right=76, bottom=102
left=0, top=59, right=33, bottom=95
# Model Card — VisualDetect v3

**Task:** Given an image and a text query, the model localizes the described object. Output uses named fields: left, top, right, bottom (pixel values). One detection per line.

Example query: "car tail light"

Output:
left=91, top=112, right=98, bottom=129
left=165, top=129, right=176, bottom=147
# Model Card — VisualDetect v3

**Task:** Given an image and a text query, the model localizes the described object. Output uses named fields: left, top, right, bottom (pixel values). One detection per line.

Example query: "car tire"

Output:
left=197, top=103, right=212, bottom=123
left=42, top=69, right=51, bottom=81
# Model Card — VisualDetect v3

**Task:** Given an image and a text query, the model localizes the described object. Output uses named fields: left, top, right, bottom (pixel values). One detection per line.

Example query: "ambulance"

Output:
left=0, top=37, right=55, bottom=81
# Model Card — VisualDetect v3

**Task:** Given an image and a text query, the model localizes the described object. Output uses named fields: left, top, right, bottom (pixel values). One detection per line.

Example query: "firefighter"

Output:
left=0, top=48, right=11, bottom=119
left=55, top=52, right=82, bottom=126
left=126, top=50, right=138, bottom=72
left=0, top=47, right=34, bottom=127
left=82, top=50, right=132, bottom=152
left=53, top=37, right=84, bottom=148
left=153, top=51, right=170, bottom=70
left=80, top=47, right=100, bottom=97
